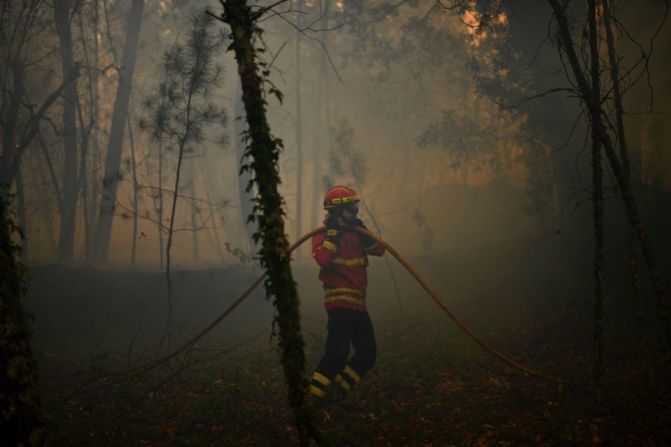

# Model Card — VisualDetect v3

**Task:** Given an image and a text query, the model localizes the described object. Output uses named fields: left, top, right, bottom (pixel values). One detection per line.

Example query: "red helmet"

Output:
left=323, top=185, right=360, bottom=209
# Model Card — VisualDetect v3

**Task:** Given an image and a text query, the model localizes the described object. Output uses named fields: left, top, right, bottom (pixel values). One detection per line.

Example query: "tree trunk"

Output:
left=219, top=1, right=318, bottom=444
left=294, top=0, right=304, bottom=247
left=55, top=0, right=80, bottom=264
left=0, top=194, right=46, bottom=446
left=0, top=57, right=23, bottom=186
left=79, top=107, right=91, bottom=262
left=310, top=0, right=330, bottom=231
left=587, top=0, right=605, bottom=399
left=93, top=0, right=144, bottom=263
left=85, top=0, right=102, bottom=263
left=189, top=162, right=200, bottom=262
left=1, top=58, right=79, bottom=188
left=84, top=0, right=102, bottom=263
left=128, top=116, right=139, bottom=268
left=16, top=163, right=28, bottom=263
left=200, top=164, right=227, bottom=263
left=601, top=0, right=644, bottom=328
left=35, top=142, right=59, bottom=256
left=548, top=0, right=670, bottom=348
left=158, top=141, right=165, bottom=270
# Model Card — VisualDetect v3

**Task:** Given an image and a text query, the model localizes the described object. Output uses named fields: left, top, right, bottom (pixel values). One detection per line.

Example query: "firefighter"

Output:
left=308, top=185, right=385, bottom=406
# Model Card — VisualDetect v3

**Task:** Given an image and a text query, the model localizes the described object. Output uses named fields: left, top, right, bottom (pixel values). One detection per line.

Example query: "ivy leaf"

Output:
left=268, top=88, right=283, bottom=105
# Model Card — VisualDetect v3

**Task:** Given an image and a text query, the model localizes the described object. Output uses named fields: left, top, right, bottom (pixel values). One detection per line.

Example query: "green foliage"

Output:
left=219, top=1, right=317, bottom=442
left=139, top=12, right=228, bottom=150
left=0, top=189, right=45, bottom=446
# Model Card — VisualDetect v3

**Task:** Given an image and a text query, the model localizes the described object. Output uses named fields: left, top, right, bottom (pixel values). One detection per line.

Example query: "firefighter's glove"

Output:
left=323, top=215, right=341, bottom=252
left=349, top=218, right=377, bottom=249
left=325, top=227, right=340, bottom=244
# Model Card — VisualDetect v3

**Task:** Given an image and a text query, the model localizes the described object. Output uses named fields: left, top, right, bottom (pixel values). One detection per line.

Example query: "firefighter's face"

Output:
left=342, top=202, right=359, bottom=220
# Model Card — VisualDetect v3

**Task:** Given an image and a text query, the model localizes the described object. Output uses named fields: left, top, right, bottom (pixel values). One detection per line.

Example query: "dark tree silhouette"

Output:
left=546, top=0, right=671, bottom=396
left=93, top=0, right=145, bottom=264
left=215, top=0, right=319, bottom=444
left=0, top=192, right=45, bottom=446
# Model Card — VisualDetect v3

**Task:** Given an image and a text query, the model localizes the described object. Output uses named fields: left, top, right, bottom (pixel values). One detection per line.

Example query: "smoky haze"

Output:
left=5, top=0, right=671, bottom=444
left=9, top=0, right=670, bottom=271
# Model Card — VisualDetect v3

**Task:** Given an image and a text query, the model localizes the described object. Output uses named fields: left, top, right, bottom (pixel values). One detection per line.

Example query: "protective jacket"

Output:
left=312, top=229, right=385, bottom=312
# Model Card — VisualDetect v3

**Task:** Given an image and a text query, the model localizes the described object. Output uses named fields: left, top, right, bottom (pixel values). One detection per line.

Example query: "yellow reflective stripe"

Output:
left=331, top=195, right=359, bottom=205
left=322, top=240, right=337, bottom=252
left=309, top=385, right=326, bottom=398
left=325, top=287, right=365, bottom=297
left=312, top=372, right=331, bottom=387
left=324, top=295, right=366, bottom=306
left=335, top=375, right=351, bottom=391
left=333, top=257, right=367, bottom=267
left=326, top=229, right=338, bottom=237
left=344, top=366, right=361, bottom=383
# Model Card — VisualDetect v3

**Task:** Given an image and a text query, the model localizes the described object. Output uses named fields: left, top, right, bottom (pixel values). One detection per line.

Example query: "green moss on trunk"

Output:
left=217, top=1, right=319, bottom=445
left=0, top=191, right=45, bottom=446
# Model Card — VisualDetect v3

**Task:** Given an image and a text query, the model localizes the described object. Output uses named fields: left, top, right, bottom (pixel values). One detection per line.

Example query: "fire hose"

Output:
left=135, top=226, right=669, bottom=386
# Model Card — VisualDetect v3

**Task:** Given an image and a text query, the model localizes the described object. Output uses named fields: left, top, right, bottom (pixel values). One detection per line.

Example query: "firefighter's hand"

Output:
left=349, top=218, right=377, bottom=248
left=325, top=214, right=348, bottom=229
left=324, top=215, right=342, bottom=246
left=348, top=218, right=366, bottom=229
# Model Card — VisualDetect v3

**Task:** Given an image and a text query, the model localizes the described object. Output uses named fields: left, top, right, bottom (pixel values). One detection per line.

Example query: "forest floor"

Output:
left=27, top=263, right=671, bottom=446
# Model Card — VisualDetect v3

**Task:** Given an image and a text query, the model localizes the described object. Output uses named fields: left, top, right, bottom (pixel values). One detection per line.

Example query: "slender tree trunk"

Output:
left=86, top=0, right=101, bottom=263
left=79, top=99, right=91, bottom=261
left=0, top=62, right=23, bottom=186
left=128, top=116, right=138, bottom=268
left=37, top=130, right=63, bottom=215
left=601, top=0, right=644, bottom=328
left=93, top=0, right=144, bottom=263
left=162, top=35, right=205, bottom=345
left=0, top=194, right=46, bottom=446
left=162, top=132, right=188, bottom=345
left=81, top=0, right=100, bottom=262
left=587, top=0, right=605, bottom=399
left=55, top=0, right=79, bottom=263
left=200, top=164, right=227, bottom=263
left=158, top=141, right=165, bottom=270
left=189, top=162, right=200, bottom=262
left=75, top=35, right=95, bottom=263
left=294, top=0, right=304, bottom=247
left=16, top=163, right=28, bottom=263
left=310, top=0, right=330, bottom=231
left=219, top=2, right=318, bottom=444
left=35, top=144, right=59, bottom=256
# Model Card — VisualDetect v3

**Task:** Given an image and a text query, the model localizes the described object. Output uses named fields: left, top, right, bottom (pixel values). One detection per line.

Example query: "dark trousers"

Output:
left=315, top=308, right=376, bottom=382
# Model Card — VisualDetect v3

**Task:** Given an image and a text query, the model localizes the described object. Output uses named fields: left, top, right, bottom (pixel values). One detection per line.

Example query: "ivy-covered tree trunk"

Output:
left=294, top=0, right=304, bottom=246
left=0, top=194, right=46, bottom=446
left=218, top=1, right=318, bottom=444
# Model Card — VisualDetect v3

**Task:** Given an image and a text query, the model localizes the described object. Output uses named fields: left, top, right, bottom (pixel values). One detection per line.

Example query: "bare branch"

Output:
left=493, top=87, right=575, bottom=110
